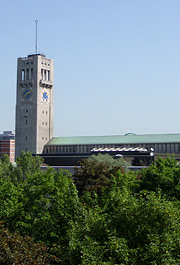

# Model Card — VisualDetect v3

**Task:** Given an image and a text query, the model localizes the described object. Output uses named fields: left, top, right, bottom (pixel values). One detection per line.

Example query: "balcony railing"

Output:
left=19, top=79, right=34, bottom=87
left=40, top=79, right=53, bottom=88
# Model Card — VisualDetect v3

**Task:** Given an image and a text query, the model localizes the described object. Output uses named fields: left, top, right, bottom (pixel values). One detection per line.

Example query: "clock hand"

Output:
left=25, top=91, right=31, bottom=97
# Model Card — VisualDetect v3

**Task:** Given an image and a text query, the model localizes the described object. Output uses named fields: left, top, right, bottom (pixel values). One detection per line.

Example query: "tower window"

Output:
left=31, top=68, right=34, bottom=78
left=47, top=70, right=50, bottom=81
left=22, top=70, right=25, bottom=80
left=44, top=70, right=47, bottom=80
left=26, top=69, right=29, bottom=80
left=41, top=69, right=43, bottom=79
left=25, top=120, right=27, bottom=125
left=25, top=136, right=27, bottom=141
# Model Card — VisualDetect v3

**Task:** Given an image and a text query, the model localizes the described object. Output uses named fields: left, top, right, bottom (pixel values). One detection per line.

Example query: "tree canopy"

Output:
left=74, top=153, right=130, bottom=195
left=1, top=153, right=180, bottom=264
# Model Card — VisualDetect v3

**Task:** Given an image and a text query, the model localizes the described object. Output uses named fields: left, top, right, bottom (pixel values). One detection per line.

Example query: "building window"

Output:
left=47, top=70, right=50, bottom=81
left=73, top=146, right=77, bottom=153
left=25, top=119, right=27, bottom=125
left=22, top=69, right=25, bottom=80
left=41, top=69, right=43, bottom=79
left=31, top=68, right=34, bottom=78
left=178, top=145, right=180, bottom=152
left=25, top=136, right=27, bottom=141
left=163, top=144, right=167, bottom=152
left=26, top=69, right=29, bottom=80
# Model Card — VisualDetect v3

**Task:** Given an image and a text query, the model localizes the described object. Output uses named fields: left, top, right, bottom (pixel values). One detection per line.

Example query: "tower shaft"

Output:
left=15, top=54, right=54, bottom=157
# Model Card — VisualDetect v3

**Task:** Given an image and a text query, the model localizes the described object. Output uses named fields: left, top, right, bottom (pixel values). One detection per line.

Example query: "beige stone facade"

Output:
left=15, top=54, right=54, bottom=157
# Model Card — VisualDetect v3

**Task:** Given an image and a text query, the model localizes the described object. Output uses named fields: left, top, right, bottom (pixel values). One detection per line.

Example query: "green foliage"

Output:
left=0, top=153, right=81, bottom=263
left=1, top=153, right=180, bottom=264
left=0, top=223, right=59, bottom=264
left=68, top=188, right=180, bottom=264
left=74, top=154, right=129, bottom=195
left=15, top=151, right=43, bottom=183
left=138, top=157, right=180, bottom=200
left=0, top=154, right=14, bottom=179
left=0, top=177, right=21, bottom=220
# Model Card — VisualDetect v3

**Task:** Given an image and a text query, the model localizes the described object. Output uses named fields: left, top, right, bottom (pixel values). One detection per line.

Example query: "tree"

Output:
left=138, top=157, right=180, bottom=200
left=74, top=153, right=130, bottom=195
left=0, top=153, right=81, bottom=263
left=1, top=153, right=180, bottom=264
left=68, top=177, right=180, bottom=264
left=0, top=222, right=59, bottom=264
left=15, top=151, right=43, bottom=183
left=0, top=154, right=15, bottom=180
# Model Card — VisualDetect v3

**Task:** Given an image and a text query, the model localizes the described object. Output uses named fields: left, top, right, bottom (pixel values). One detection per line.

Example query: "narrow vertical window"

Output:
left=31, top=68, right=34, bottom=78
left=47, top=70, right=50, bottom=81
left=22, top=69, right=25, bottom=80
left=41, top=69, right=43, bottom=80
left=44, top=70, right=47, bottom=80
left=26, top=69, right=29, bottom=80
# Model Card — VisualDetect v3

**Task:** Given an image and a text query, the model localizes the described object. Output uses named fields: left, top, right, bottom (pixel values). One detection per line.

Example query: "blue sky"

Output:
left=1, top=0, right=180, bottom=136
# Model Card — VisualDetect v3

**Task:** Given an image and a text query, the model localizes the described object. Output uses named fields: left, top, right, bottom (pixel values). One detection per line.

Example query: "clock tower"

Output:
left=15, top=54, right=54, bottom=157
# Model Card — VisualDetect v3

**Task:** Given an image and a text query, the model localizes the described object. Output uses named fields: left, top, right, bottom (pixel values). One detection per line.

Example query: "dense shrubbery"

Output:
left=1, top=152, right=180, bottom=264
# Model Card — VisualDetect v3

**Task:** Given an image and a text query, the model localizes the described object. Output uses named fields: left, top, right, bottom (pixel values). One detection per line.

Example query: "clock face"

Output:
left=22, top=88, right=32, bottom=101
left=41, top=89, right=49, bottom=102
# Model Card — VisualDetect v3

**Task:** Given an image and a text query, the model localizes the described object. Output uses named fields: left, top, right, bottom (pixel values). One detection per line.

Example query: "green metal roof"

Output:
left=45, top=133, right=180, bottom=146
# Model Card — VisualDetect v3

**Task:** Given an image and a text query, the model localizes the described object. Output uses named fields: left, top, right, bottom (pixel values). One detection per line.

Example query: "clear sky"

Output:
left=1, top=0, right=180, bottom=137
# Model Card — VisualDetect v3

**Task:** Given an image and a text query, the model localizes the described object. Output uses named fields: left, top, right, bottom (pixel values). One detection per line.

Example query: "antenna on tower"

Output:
left=35, top=20, right=38, bottom=54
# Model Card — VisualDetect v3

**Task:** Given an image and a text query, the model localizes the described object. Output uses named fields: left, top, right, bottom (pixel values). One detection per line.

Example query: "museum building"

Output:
left=14, top=53, right=180, bottom=166
left=43, top=133, right=180, bottom=156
